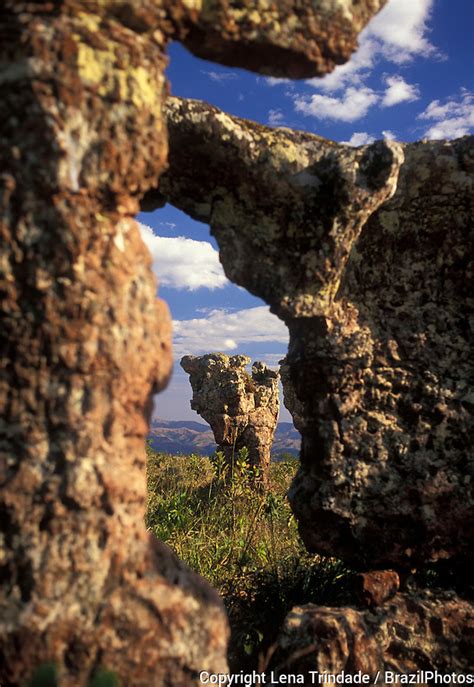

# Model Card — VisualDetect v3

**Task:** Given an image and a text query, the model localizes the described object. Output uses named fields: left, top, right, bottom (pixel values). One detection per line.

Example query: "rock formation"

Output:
left=155, top=98, right=473, bottom=572
left=150, top=97, right=473, bottom=676
left=271, top=590, right=474, bottom=677
left=181, top=354, right=280, bottom=482
left=0, top=1, right=389, bottom=685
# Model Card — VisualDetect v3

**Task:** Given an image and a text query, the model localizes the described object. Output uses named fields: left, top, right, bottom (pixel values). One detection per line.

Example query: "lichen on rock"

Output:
left=270, top=590, right=474, bottom=677
left=171, top=0, right=388, bottom=78
left=1, top=0, right=392, bottom=682
left=181, top=353, right=280, bottom=482
left=154, top=98, right=473, bottom=572
left=3, top=0, right=471, bottom=682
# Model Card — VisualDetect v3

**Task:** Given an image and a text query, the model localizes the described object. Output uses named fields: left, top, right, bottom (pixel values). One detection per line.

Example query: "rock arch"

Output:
left=146, top=98, right=474, bottom=670
left=154, top=98, right=473, bottom=570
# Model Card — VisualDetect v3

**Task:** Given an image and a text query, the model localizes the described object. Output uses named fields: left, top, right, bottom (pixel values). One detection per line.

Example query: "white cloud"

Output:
left=293, top=0, right=428, bottom=123
left=418, top=90, right=474, bottom=140
left=265, top=77, right=291, bottom=87
left=294, top=87, right=379, bottom=122
left=382, top=129, right=397, bottom=140
left=173, top=306, right=289, bottom=358
left=369, top=0, right=436, bottom=63
left=138, top=223, right=228, bottom=291
left=306, top=37, right=378, bottom=93
left=382, top=75, right=420, bottom=107
left=342, top=132, right=376, bottom=147
left=268, top=108, right=285, bottom=126
left=305, top=0, right=435, bottom=93
left=202, top=70, right=238, bottom=83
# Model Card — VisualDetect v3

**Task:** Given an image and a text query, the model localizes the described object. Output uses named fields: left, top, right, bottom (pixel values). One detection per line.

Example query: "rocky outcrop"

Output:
left=270, top=590, right=474, bottom=678
left=0, top=1, right=389, bottom=685
left=172, top=0, right=389, bottom=79
left=181, top=354, right=279, bottom=481
left=282, top=137, right=474, bottom=570
left=152, top=97, right=473, bottom=674
left=155, top=98, right=474, bottom=572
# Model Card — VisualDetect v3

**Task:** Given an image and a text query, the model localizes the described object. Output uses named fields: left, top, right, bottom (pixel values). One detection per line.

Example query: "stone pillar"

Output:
left=181, top=354, right=279, bottom=483
left=0, top=1, right=392, bottom=683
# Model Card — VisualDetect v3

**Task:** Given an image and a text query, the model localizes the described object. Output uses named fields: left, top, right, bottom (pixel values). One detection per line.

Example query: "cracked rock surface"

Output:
left=155, top=97, right=473, bottom=571
left=0, top=1, right=388, bottom=684
left=270, top=590, right=474, bottom=679
left=181, top=354, right=280, bottom=482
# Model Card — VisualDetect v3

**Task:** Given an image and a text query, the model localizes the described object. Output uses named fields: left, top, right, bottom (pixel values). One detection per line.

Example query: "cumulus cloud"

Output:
left=342, top=132, right=376, bottom=146
left=173, top=306, right=289, bottom=358
left=305, top=0, right=435, bottom=94
left=306, top=37, right=378, bottom=93
left=382, top=129, right=397, bottom=140
left=294, top=0, right=435, bottom=122
left=418, top=90, right=474, bottom=140
left=294, top=87, right=379, bottom=122
left=382, top=75, right=420, bottom=107
left=268, top=108, right=286, bottom=126
left=139, top=223, right=228, bottom=291
left=369, top=0, right=436, bottom=63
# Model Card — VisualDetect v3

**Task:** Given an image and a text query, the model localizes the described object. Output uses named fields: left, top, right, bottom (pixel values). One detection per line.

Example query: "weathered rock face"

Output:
left=2, top=1, right=389, bottom=683
left=283, top=138, right=474, bottom=570
left=0, top=7, right=179, bottom=686
left=172, top=0, right=388, bottom=79
left=155, top=98, right=474, bottom=571
left=270, top=591, right=474, bottom=678
left=181, top=354, right=279, bottom=480
left=145, top=97, right=404, bottom=318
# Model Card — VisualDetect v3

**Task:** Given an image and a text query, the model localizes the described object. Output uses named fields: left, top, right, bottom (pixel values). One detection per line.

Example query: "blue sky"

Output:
left=138, top=0, right=473, bottom=422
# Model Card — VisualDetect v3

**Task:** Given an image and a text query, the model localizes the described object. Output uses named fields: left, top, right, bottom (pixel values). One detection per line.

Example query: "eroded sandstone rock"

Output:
left=270, top=591, right=474, bottom=678
left=181, top=354, right=279, bottom=481
left=2, top=1, right=389, bottom=683
left=154, top=98, right=474, bottom=570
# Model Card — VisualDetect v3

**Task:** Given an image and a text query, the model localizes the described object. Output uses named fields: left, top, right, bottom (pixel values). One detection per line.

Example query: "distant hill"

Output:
left=148, top=419, right=300, bottom=459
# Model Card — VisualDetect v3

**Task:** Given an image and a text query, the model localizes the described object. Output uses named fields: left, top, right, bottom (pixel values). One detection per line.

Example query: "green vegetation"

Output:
left=146, top=446, right=352, bottom=670
left=26, top=665, right=117, bottom=687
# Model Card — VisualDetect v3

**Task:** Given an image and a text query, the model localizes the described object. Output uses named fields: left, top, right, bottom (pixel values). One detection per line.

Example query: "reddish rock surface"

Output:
left=181, top=354, right=280, bottom=482
left=155, top=98, right=473, bottom=570
left=174, top=0, right=388, bottom=79
left=1, top=2, right=388, bottom=685
left=354, top=570, right=400, bottom=608
left=270, top=591, right=474, bottom=678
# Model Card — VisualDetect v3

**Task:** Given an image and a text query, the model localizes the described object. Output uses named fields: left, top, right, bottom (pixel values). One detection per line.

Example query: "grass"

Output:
left=146, top=445, right=352, bottom=670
